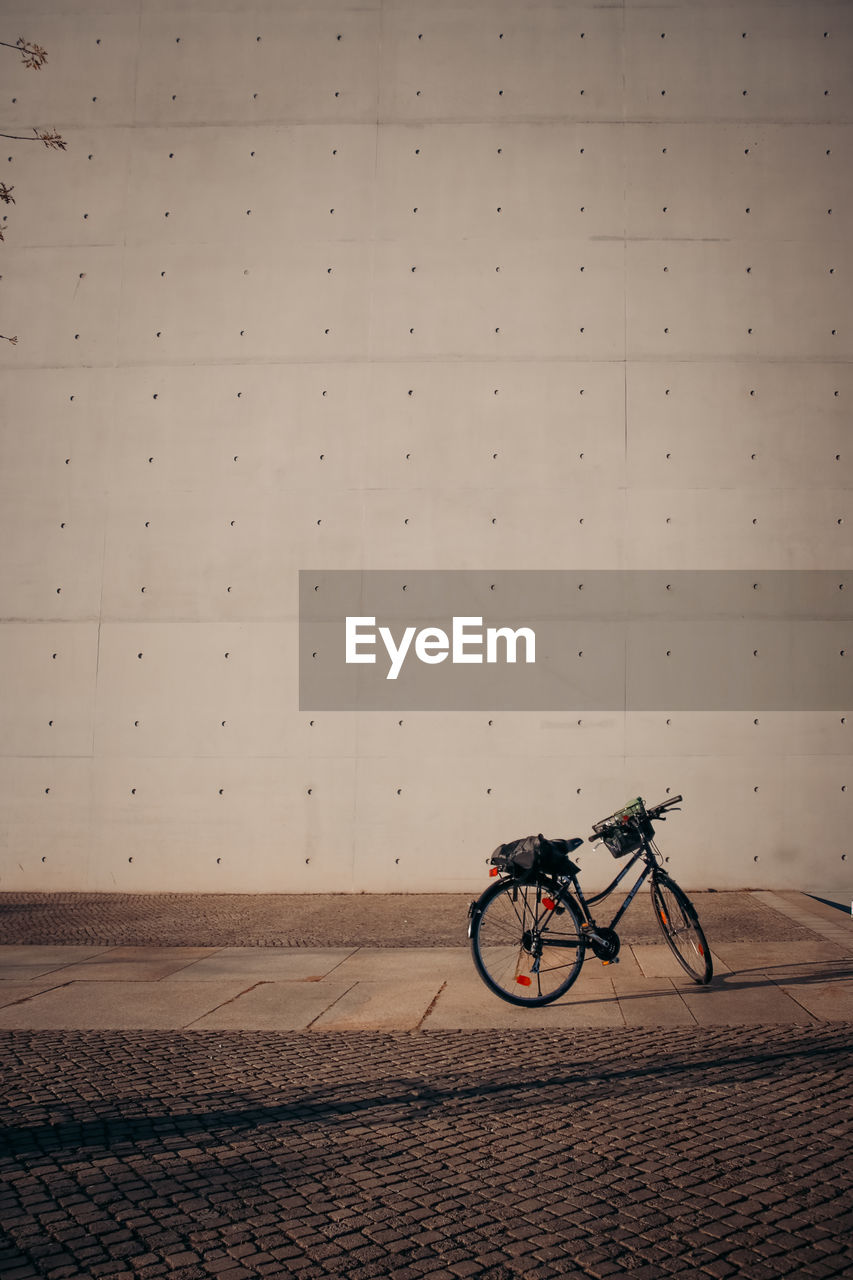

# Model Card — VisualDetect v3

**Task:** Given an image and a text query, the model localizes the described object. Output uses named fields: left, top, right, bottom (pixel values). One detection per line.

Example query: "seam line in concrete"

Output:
left=0, top=980, right=73, bottom=1009
left=306, top=982, right=359, bottom=1030
left=76, top=947, right=125, bottom=966
left=320, top=947, right=361, bottom=978
left=765, top=978, right=820, bottom=1024
left=417, top=981, right=447, bottom=1029
left=164, top=947, right=225, bottom=978
left=182, top=980, right=270, bottom=1029
left=667, top=980, right=699, bottom=1026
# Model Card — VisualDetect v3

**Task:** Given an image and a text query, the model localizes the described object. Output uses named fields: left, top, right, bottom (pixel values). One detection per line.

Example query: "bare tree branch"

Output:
left=0, top=38, right=48, bottom=69
left=1, top=37, right=61, bottom=344
left=0, top=127, right=66, bottom=150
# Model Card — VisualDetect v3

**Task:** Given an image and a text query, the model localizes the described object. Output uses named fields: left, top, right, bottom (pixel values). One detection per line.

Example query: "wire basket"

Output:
left=592, top=797, right=655, bottom=858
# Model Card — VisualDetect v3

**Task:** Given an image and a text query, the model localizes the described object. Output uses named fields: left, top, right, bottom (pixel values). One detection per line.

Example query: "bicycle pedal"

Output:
left=601, top=957, right=619, bottom=966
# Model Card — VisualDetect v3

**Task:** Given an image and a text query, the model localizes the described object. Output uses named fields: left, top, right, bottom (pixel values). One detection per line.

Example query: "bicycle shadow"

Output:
left=558, top=954, right=853, bottom=1009
left=685, top=956, right=853, bottom=995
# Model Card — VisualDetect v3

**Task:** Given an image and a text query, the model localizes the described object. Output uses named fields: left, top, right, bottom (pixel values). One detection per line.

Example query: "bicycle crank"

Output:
left=582, top=925, right=621, bottom=963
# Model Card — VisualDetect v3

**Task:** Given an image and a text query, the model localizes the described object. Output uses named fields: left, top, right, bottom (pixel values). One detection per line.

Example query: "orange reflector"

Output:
left=489, top=868, right=499, bottom=877
left=542, top=897, right=556, bottom=910
left=516, top=974, right=532, bottom=986
left=660, top=911, right=669, bottom=926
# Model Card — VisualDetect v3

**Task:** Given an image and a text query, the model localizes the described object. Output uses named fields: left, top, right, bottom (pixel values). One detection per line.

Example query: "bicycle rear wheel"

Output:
left=470, top=876, right=586, bottom=1006
left=651, top=875, right=713, bottom=984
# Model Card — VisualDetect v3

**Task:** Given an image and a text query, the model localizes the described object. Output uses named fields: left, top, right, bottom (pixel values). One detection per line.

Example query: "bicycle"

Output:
left=468, top=794, right=713, bottom=1006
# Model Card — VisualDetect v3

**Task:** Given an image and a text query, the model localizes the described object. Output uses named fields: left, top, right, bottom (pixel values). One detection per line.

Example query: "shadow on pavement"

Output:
left=567, top=957, right=853, bottom=1008
left=805, top=892, right=851, bottom=914
left=2, top=1025, right=852, bottom=1279
left=713, top=960, right=853, bottom=984
left=1, top=1027, right=850, bottom=1159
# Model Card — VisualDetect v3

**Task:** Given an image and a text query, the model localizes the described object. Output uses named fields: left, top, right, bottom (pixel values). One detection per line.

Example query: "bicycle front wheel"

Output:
left=470, top=877, right=586, bottom=1006
left=651, top=875, right=713, bottom=984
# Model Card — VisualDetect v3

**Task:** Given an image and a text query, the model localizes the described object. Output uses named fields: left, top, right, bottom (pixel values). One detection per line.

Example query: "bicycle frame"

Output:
left=476, top=810, right=677, bottom=960
left=555, top=838, right=661, bottom=937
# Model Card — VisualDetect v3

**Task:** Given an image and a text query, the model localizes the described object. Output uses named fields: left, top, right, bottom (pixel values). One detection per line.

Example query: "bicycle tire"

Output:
left=650, top=875, right=713, bottom=984
left=470, top=875, right=586, bottom=1006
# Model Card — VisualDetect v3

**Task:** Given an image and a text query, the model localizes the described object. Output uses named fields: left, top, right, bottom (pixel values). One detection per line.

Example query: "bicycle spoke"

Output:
left=652, top=878, right=712, bottom=984
left=470, top=878, right=586, bottom=1006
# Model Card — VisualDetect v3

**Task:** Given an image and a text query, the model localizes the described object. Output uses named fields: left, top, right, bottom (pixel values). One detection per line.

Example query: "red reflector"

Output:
left=698, top=944, right=705, bottom=955
left=542, top=897, right=556, bottom=910
left=489, top=868, right=499, bottom=877
left=516, top=974, right=532, bottom=986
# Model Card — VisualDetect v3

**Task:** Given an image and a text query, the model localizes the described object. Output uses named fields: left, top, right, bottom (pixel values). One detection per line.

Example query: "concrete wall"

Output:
left=1, top=0, right=851, bottom=893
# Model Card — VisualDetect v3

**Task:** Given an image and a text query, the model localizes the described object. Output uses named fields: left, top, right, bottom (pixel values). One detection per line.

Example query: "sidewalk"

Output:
left=1, top=892, right=851, bottom=1280
left=1, top=890, right=850, bottom=1031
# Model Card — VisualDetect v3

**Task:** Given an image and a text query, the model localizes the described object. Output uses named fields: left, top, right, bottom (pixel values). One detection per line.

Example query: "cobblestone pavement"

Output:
left=0, top=891, right=824, bottom=949
left=1, top=1025, right=852, bottom=1279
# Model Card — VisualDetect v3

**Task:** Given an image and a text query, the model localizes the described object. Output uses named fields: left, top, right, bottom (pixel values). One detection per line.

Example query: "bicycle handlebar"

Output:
left=587, top=794, right=682, bottom=844
left=646, top=794, right=682, bottom=818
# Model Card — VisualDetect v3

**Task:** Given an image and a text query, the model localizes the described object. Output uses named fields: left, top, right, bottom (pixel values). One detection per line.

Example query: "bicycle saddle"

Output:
left=545, top=837, right=584, bottom=854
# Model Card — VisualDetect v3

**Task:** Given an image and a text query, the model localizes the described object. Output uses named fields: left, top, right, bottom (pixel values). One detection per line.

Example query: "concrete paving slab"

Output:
left=630, top=942, right=732, bottom=978
left=423, top=970, right=625, bottom=1029
left=0, top=980, right=251, bottom=1030
left=0, top=945, right=113, bottom=979
left=729, top=965, right=853, bottom=1012
left=609, top=973, right=697, bottom=1026
left=0, top=945, right=112, bottom=963
left=311, top=979, right=442, bottom=1031
left=679, top=979, right=816, bottom=1025
left=0, top=935, right=849, bottom=1030
left=548, top=976, right=639, bottom=1025
left=166, top=946, right=357, bottom=981
left=0, top=978, right=77, bottom=1009
left=40, top=946, right=221, bottom=982
left=333, top=947, right=473, bottom=981
left=773, top=980, right=853, bottom=1020
left=713, top=940, right=849, bottom=968
left=1, top=963, right=94, bottom=981
left=190, top=980, right=356, bottom=1031
left=711, top=942, right=853, bottom=998
left=579, top=949, right=645, bottom=978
